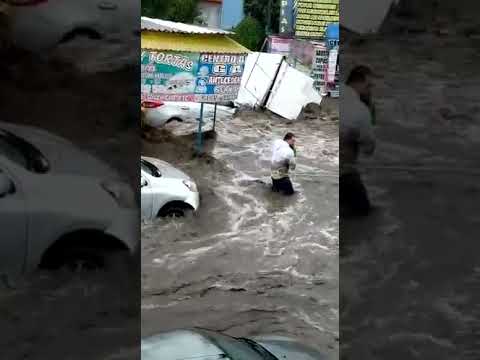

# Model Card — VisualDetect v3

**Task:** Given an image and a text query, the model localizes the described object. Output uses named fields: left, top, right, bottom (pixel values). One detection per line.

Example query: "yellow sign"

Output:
left=295, top=0, right=339, bottom=38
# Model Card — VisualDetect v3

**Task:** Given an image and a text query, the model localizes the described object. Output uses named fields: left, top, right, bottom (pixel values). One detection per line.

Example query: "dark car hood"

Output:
left=254, top=336, right=328, bottom=360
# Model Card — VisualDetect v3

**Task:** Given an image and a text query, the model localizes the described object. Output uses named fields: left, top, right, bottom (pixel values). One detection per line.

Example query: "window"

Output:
left=141, top=159, right=161, bottom=177
left=0, top=136, right=28, bottom=169
left=199, top=330, right=275, bottom=360
left=0, top=129, right=49, bottom=173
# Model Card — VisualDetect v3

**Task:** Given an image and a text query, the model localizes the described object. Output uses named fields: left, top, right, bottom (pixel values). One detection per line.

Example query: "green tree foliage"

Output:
left=244, top=0, right=280, bottom=34
left=165, top=0, right=200, bottom=23
left=141, top=0, right=168, bottom=18
left=232, top=16, right=266, bottom=51
left=142, top=0, right=200, bottom=24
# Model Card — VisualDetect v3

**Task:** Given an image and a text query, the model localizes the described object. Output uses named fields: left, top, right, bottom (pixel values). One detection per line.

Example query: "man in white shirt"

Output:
left=271, top=132, right=297, bottom=195
left=340, top=66, right=376, bottom=216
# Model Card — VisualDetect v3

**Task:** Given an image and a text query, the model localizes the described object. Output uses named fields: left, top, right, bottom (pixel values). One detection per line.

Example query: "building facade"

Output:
left=279, top=0, right=295, bottom=34
left=198, top=0, right=223, bottom=28
left=294, top=0, right=339, bottom=39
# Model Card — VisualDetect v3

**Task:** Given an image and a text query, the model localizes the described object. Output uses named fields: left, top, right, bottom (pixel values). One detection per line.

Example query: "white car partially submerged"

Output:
left=2, top=0, right=139, bottom=72
left=142, top=328, right=330, bottom=360
left=141, top=156, right=199, bottom=219
left=4, top=0, right=139, bottom=52
left=0, top=122, right=139, bottom=276
left=141, top=100, right=235, bottom=129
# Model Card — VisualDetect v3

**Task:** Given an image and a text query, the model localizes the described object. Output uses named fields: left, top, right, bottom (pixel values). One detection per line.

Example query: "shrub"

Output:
left=231, top=16, right=266, bottom=51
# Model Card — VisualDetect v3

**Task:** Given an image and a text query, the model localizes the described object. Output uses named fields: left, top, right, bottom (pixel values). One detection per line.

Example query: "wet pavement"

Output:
left=141, top=109, right=339, bottom=356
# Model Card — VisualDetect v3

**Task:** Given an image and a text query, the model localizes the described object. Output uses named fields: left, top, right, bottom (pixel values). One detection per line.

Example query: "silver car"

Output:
left=141, top=156, right=199, bottom=219
left=0, top=122, right=138, bottom=276
left=141, top=328, right=329, bottom=360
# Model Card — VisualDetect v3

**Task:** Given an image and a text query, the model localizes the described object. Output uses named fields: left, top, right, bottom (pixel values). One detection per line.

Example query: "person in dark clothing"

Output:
left=340, top=170, right=371, bottom=216
left=272, top=176, right=295, bottom=195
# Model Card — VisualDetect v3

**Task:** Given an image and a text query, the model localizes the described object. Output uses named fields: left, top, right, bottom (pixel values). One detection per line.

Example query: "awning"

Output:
left=141, top=16, right=232, bottom=35
left=142, top=31, right=250, bottom=54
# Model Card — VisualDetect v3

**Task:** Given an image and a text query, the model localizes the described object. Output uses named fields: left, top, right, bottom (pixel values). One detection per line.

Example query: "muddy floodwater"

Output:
left=141, top=109, right=339, bottom=356
left=341, top=27, right=480, bottom=359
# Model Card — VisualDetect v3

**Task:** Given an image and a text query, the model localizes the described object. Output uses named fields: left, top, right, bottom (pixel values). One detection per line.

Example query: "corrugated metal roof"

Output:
left=141, top=17, right=233, bottom=35
left=142, top=31, right=250, bottom=54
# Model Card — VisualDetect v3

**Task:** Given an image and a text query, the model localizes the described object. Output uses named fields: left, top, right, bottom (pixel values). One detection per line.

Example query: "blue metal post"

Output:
left=213, top=103, right=217, bottom=131
left=196, top=102, right=204, bottom=154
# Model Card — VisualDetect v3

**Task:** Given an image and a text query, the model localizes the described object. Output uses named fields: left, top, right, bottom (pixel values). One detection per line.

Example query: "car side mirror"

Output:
left=32, top=157, right=49, bottom=173
left=0, top=173, right=14, bottom=197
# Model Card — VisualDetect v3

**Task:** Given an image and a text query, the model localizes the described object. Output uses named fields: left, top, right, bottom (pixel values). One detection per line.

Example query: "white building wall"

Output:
left=198, top=2, right=222, bottom=28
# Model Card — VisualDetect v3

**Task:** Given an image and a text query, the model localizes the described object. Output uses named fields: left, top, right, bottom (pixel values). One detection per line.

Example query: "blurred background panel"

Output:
left=0, top=1, right=141, bottom=359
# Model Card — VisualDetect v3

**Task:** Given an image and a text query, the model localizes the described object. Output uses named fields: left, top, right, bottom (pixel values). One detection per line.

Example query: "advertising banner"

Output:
left=279, top=0, right=294, bottom=34
left=194, top=53, right=245, bottom=103
left=295, top=0, right=339, bottom=38
left=326, top=48, right=338, bottom=83
left=269, top=36, right=293, bottom=56
left=141, top=50, right=246, bottom=103
left=291, top=38, right=315, bottom=66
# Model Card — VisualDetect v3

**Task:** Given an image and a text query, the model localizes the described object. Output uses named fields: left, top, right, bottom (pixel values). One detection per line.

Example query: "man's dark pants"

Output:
left=340, top=171, right=371, bottom=216
left=272, top=177, right=295, bottom=195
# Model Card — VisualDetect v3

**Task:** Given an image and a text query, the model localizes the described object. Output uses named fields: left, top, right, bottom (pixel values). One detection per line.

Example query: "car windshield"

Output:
left=199, top=330, right=278, bottom=360
left=141, top=159, right=161, bottom=177
left=0, top=129, right=49, bottom=173
left=236, top=338, right=278, bottom=360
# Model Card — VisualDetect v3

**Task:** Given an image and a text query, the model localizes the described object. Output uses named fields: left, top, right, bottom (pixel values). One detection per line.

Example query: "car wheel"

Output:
left=69, top=248, right=131, bottom=272
left=158, top=202, right=193, bottom=218
left=61, top=247, right=108, bottom=271
left=42, top=246, right=130, bottom=273
left=59, top=28, right=102, bottom=44
left=141, top=121, right=155, bottom=132
left=166, top=117, right=183, bottom=124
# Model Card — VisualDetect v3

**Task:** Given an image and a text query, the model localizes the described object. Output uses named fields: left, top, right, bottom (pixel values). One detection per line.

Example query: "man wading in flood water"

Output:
left=271, top=132, right=297, bottom=195
left=340, top=65, right=376, bottom=216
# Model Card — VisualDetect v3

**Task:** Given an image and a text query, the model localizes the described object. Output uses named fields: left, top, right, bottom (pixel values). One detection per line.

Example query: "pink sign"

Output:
left=291, top=39, right=314, bottom=66
left=269, top=36, right=293, bottom=56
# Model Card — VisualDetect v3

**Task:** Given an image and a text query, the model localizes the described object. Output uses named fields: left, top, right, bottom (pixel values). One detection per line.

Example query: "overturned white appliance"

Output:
left=341, top=0, right=400, bottom=34
left=266, top=62, right=322, bottom=120
left=236, top=52, right=322, bottom=121
left=236, top=52, right=284, bottom=109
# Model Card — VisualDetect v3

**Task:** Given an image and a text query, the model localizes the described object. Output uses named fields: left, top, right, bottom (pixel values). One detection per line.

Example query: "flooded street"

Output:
left=0, top=48, right=140, bottom=359
left=141, top=109, right=339, bottom=355
left=341, top=29, right=480, bottom=359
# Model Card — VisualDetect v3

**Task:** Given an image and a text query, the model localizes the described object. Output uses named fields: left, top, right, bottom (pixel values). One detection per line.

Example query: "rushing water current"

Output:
left=141, top=110, right=339, bottom=356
